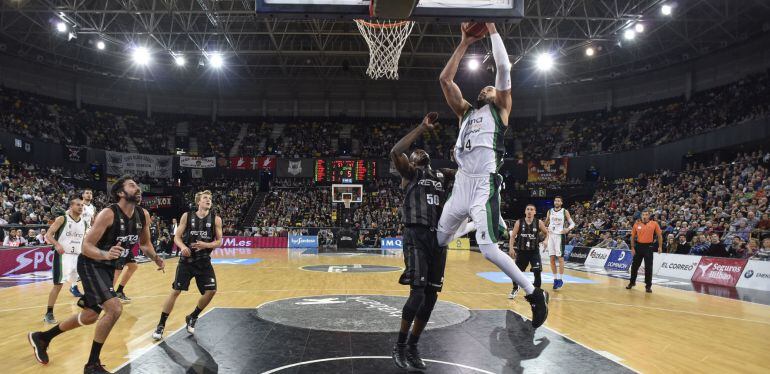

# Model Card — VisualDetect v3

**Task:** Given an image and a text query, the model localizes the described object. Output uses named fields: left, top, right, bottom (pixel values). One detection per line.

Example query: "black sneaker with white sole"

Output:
left=524, top=288, right=549, bottom=329
left=391, top=343, right=408, bottom=369
left=152, top=324, right=165, bottom=341
left=28, top=332, right=49, bottom=364
left=116, top=291, right=131, bottom=303
left=404, top=344, right=427, bottom=370
left=185, top=315, right=197, bottom=334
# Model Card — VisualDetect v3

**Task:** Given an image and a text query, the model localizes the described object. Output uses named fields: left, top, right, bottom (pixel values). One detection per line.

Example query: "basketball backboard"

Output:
left=255, top=0, right=524, bottom=22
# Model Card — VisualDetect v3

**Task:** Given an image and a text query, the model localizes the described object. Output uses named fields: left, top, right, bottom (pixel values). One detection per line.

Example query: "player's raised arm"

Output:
left=486, top=23, right=512, bottom=123
left=439, top=23, right=481, bottom=119
left=389, top=112, right=439, bottom=181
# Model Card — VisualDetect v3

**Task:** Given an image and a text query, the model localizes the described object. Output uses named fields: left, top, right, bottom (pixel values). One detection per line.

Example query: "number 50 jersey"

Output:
left=401, top=168, right=447, bottom=229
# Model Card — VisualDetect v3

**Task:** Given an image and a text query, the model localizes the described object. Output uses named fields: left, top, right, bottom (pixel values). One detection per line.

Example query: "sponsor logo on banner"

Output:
left=215, top=236, right=288, bottom=249
left=257, top=156, right=277, bottom=171
left=657, top=253, right=701, bottom=280
left=230, top=157, right=252, bottom=170
left=105, top=151, right=173, bottom=178
left=380, top=237, right=403, bottom=250
left=180, top=156, right=216, bottom=168
left=736, top=260, right=770, bottom=291
left=448, top=238, right=470, bottom=250
left=288, top=161, right=302, bottom=175
left=584, top=247, right=611, bottom=267
left=605, top=249, right=633, bottom=271
left=288, top=235, right=319, bottom=248
left=691, top=257, right=747, bottom=287
left=64, top=145, right=87, bottom=162
left=0, top=246, right=54, bottom=276
left=141, top=196, right=173, bottom=209
left=566, top=246, right=591, bottom=264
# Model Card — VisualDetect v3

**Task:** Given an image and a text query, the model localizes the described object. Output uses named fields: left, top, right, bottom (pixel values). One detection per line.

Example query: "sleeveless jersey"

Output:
left=183, top=210, right=217, bottom=260
left=401, top=168, right=446, bottom=228
left=93, top=204, right=145, bottom=268
left=55, top=213, right=88, bottom=254
left=454, top=103, right=507, bottom=174
left=548, top=208, right=566, bottom=235
left=517, top=218, right=540, bottom=251
left=82, top=203, right=96, bottom=224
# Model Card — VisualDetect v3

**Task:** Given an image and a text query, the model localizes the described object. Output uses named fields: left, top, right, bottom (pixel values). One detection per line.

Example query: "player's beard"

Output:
left=476, top=96, right=492, bottom=108
left=124, top=191, right=141, bottom=204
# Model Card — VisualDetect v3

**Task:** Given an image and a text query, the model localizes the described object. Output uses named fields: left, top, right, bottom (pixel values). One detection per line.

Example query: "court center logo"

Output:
left=257, top=295, right=470, bottom=332
left=301, top=264, right=401, bottom=273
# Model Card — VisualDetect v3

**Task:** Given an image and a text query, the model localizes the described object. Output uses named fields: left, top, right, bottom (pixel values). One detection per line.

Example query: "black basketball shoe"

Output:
left=405, top=344, right=427, bottom=370
left=391, top=343, right=408, bottom=369
left=28, top=332, right=49, bottom=364
left=84, top=361, right=112, bottom=373
left=524, top=288, right=549, bottom=329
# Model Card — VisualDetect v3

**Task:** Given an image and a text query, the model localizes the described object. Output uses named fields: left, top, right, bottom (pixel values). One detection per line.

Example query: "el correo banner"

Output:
left=180, top=156, right=216, bottom=168
left=106, top=151, right=173, bottom=178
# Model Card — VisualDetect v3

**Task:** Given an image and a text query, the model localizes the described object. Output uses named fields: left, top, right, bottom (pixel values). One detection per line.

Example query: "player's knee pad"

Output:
left=416, top=289, right=438, bottom=321
left=402, top=287, right=426, bottom=322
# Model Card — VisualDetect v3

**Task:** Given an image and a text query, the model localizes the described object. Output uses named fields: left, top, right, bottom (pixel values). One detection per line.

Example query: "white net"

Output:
left=354, top=19, right=415, bottom=80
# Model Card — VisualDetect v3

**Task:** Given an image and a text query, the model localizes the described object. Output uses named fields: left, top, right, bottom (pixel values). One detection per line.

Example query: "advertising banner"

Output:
left=657, top=254, right=701, bottom=280
left=288, top=235, right=319, bottom=248
left=276, top=159, right=315, bottom=178
left=736, top=260, right=770, bottom=291
left=448, top=238, right=471, bottom=250
left=180, top=156, right=216, bottom=168
left=64, top=145, right=87, bottom=162
left=218, top=236, right=288, bottom=249
left=229, top=157, right=253, bottom=170
left=605, top=250, right=633, bottom=271
left=584, top=247, right=611, bottom=267
left=527, top=158, right=568, bottom=182
left=566, top=246, right=590, bottom=264
left=380, top=237, right=403, bottom=250
left=106, top=151, right=173, bottom=178
left=640, top=252, right=665, bottom=276
left=0, top=246, right=54, bottom=276
left=141, top=196, right=173, bottom=209
left=256, top=156, right=277, bottom=171
left=691, top=257, right=748, bottom=287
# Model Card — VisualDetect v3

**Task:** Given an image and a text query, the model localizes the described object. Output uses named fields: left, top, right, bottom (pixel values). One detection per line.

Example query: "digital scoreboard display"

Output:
left=314, top=159, right=376, bottom=183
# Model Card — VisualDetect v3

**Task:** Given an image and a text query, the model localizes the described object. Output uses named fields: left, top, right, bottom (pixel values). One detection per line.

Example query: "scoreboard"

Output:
left=314, top=159, right=376, bottom=183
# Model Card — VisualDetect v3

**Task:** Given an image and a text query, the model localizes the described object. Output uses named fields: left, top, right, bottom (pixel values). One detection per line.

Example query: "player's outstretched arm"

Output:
left=440, top=23, right=482, bottom=119
left=486, top=23, right=512, bottom=124
left=389, top=112, right=438, bottom=180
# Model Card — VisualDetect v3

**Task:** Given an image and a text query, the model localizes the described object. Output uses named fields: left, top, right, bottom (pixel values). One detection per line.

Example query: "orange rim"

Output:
left=354, top=19, right=412, bottom=29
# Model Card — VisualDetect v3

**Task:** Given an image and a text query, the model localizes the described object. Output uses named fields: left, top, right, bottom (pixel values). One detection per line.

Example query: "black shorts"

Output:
left=173, top=258, right=217, bottom=294
left=76, top=255, right=117, bottom=314
left=115, top=250, right=136, bottom=270
left=399, top=226, right=446, bottom=291
left=515, top=250, right=542, bottom=272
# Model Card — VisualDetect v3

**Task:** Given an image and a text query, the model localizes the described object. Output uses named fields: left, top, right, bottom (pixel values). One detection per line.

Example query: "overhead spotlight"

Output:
left=56, top=22, right=67, bottom=33
left=585, top=47, right=595, bottom=57
left=174, top=55, right=186, bottom=67
left=209, top=52, right=223, bottom=69
left=96, top=40, right=106, bottom=50
left=132, top=46, right=151, bottom=66
left=661, top=4, right=673, bottom=16
left=467, top=59, right=480, bottom=70
left=634, top=23, right=645, bottom=33
left=623, top=29, right=636, bottom=40
left=535, top=53, right=554, bottom=71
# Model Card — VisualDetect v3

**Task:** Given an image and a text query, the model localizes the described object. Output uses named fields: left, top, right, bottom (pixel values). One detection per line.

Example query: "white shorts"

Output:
left=53, top=252, right=80, bottom=285
left=438, top=171, right=506, bottom=245
left=545, top=233, right=565, bottom=257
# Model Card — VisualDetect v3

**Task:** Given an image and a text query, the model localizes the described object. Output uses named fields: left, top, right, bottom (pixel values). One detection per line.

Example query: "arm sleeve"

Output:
left=489, top=32, right=512, bottom=91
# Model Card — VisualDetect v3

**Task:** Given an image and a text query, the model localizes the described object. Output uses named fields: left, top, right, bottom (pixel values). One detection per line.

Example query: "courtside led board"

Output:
left=255, top=0, right=524, bottom=21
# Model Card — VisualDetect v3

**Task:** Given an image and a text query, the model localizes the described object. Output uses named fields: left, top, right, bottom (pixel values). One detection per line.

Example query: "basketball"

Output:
left=463, top=22, right=488, bottom=38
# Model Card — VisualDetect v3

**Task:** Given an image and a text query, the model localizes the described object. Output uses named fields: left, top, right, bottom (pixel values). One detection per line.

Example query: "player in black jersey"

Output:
left=390, top=112, right=456, bottom=371
left=508, top=204, right=549, bottom=299
left=28, top=176, right=165, bottom=374
left=152, top=190, right=222, bottom=341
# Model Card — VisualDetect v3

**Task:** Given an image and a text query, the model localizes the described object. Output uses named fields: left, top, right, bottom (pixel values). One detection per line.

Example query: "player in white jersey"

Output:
left=43, top=196, right=88, bottom=324
left=438, top=23, right=548, bottom=328
left=81, top=188, right=96, bottom=226
left=545, top=196, right=575, bottom=290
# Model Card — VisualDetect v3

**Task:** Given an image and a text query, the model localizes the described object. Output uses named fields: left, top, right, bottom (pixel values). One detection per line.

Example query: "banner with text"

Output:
left=218, top=236, right=288, bottom=249
left=288, top=235, right=319, bottom=248
left=276, top=159, right=315, bottom=178
left=180, top=156, right=216, bottom=168
left=527, top=158, right=568, bottom=182
left=106, top=151, right=173, bottom=178
left=566, top=246, right=590, bottom=264
left=584, top=247, right=612, bottom=267
left=736, top=260, right=770, bottom=291
left=605, top=249, right=633, bottom=271
left=142, top=196, right=173, bottom=209
left=656, top=253, right=701, bottom=280
left=381, top=237, right=403, bottom=250
left=691, top=257, right=748, bottom=287
left=0, top=246, right=54, bottom=276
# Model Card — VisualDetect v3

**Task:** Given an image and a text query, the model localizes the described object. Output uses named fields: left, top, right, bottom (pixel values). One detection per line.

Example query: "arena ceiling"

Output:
left=1, top=0, right=769, bottom=85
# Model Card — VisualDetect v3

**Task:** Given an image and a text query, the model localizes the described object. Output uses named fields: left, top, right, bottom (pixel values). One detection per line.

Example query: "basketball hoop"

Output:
left=342, top=195, right=352, bottom=209
left=355, top=19, right=414, bottom=80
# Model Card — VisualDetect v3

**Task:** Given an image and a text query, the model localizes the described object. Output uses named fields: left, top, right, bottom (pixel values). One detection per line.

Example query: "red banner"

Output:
left=256, top=156, right=277, bottom=171
left=0, top=246, right=54, bottom=276
left=219, top=236, right=287, bottom=249
left=691, top=257, right=748, bottom=287
left=230, top=157, right=253, bottom=170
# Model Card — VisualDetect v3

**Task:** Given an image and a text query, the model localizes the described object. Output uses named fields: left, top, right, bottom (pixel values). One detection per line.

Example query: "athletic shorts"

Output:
left=546, top=233, right=566, bottom=257
left=77, top=255, right=117, bottom=314
left=173, top=258, right=217, bottom=294
left=399, top=226, right=447, bottom=291
left=515, top=250, right=542, bottom=272
left=115, top=250, right=136, bottom=270
left=52, top=252, right=80, bottom=285
left=437, top=171, right=507, bottom=245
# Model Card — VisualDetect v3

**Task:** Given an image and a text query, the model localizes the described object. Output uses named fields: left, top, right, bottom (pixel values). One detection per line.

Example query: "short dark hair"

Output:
left=525, top=204, right=536, bottom=209
left=68, top=195, right=82, bottom=206
left=554, top=196, right=563, bottom=201
left=111, top=175, right=134, bottom=202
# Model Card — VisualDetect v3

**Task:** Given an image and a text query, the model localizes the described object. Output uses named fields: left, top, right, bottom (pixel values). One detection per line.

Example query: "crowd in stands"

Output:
left=186, top=178, right=258, bottom=235
left=568, top=150, right=770, bottom=260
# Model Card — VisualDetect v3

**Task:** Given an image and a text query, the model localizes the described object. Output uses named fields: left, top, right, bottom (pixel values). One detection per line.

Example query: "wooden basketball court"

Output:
left=1, top=248, right=768, bottom=373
